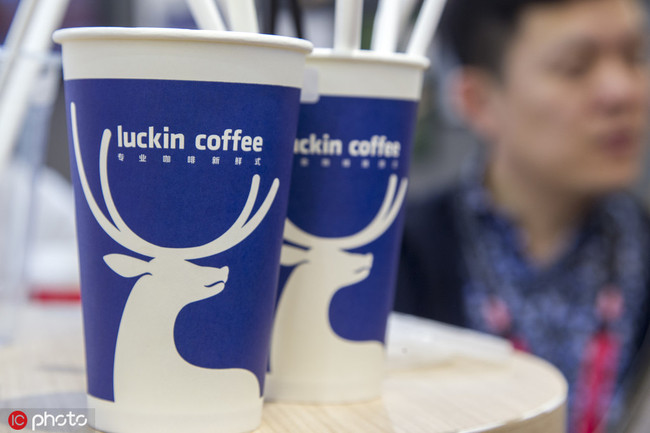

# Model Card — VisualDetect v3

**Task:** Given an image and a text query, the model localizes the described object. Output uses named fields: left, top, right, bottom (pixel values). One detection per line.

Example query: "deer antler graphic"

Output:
left=70, top=102, right=279, bottom=260
left=282, top=174, right=407, bottom=250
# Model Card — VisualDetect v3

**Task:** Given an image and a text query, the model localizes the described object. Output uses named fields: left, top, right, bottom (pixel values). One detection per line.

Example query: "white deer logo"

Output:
left=268, top=174, right=407, bottom=398
left=70, top=102, right=278, bottom=411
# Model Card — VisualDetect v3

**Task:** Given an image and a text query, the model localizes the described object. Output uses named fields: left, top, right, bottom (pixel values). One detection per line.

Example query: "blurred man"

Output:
left=395, top=0, right=650, bottom=431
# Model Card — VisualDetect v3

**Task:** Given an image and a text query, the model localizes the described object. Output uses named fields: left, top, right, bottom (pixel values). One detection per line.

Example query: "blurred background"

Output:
left=0, top=0, right=476, bottom=201
left=1, top=0, right=650, bottom=293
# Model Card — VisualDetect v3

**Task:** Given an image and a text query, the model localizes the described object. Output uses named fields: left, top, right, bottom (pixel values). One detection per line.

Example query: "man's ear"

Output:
left=450, top=67, right=502, bottom=143
left=104, top=254, right=151, bottom=278
left=280, top=244, right=309, bottom=266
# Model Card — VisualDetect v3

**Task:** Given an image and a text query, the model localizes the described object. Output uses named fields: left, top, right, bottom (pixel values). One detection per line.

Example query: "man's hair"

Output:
left=438, top=0, right=569, bottom=75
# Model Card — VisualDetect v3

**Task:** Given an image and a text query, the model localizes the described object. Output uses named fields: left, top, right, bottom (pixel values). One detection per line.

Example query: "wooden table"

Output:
left=0, top=304, right=567, bottom=432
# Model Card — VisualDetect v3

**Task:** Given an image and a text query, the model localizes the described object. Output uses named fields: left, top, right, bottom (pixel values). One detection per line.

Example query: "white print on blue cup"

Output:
left=269, top=95, right=417, bottom=389
left=65, top=78, right=299, bottom=411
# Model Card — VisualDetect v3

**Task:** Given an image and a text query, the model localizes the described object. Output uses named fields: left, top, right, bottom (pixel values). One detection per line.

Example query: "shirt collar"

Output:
left=458, top=150, right=617, bottom=229
left=456, top=151, right=624, bottom=267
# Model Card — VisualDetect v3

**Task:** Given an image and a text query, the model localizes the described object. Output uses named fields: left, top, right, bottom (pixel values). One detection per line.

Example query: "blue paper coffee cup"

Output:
left=266, top=49, right=429, bottom=403
left=54, top=27, right=312, bottom=433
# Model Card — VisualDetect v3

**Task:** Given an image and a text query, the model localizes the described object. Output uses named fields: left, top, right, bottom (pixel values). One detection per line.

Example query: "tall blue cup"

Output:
left=267, top=49, right=429, bottom=403
left=54, top=27, right=312, bottom=433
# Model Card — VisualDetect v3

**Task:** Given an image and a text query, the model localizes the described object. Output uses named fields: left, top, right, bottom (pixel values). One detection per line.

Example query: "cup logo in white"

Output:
left=269, top=175, right=407, bottom=382
left=70, top=102, right=275, bottom=409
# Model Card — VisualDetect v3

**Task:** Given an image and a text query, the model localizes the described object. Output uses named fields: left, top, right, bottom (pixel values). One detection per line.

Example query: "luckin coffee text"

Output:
left=294, top=133, right=401, bottom=159
left=117, top=126, right=264, bottom=153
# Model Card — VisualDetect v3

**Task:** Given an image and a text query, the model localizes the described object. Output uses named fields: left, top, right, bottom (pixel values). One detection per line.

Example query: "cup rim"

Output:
left=53, top=27, right=313, bottom=55
left=309, top=48, right=430, bottom=69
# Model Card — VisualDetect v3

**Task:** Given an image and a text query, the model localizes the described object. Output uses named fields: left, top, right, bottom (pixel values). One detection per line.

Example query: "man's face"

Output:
left=488, top=0, right=649, bottom=195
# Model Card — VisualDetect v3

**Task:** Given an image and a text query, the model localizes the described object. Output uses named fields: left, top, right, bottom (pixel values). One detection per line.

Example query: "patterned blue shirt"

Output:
left=455, top=160, right=650, bottom=432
